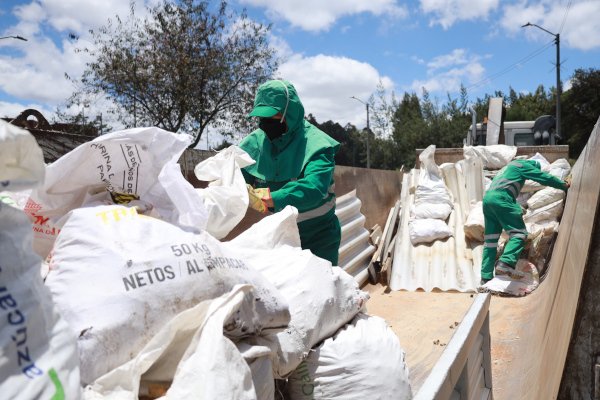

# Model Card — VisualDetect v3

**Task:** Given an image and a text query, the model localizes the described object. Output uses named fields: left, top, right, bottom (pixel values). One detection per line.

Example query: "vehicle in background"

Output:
left=466, top=116, right=560, bottom=146
left=465, top=97, right=561, bottom=147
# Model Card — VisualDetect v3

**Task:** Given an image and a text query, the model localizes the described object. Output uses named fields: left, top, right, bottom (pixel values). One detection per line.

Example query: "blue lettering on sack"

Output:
left=0, top=266, right=43, bottom=379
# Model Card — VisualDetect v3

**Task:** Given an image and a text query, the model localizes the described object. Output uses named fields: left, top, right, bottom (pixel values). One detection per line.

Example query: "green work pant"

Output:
left=298, top=211, right=341, bottom=266
left=481, top=191, right=528, bottom=280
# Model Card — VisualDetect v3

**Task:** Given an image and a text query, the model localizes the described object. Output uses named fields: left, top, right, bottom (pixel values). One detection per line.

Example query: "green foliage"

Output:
left=349, top=68, right=599, bottom=170
left=562, top=68, right=600, bottom=157
left=307, top=114, right=366, bottom=168
left=68, top=0, right=280, bottom=147
left=213, top=138, right=233, bottom=151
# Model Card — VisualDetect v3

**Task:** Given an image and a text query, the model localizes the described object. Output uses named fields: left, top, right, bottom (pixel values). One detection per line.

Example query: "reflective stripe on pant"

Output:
left=481, top=191, right=528, bottom=280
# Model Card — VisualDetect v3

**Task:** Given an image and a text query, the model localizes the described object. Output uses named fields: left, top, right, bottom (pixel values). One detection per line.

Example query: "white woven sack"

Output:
left=523, top=199, right=564, bottom=224
left=527, top=218, right=559, bottom=238
left=516, top=192, right=533, bottom=208
left=409, top=218, right=453, bottom=246
left=0, top=120, right=45, bottom=192
left=85, top=285, right=259, bottom=400
left=194, top=146, right=255, bottom=239
left=0, top=203, right=83, bottom=400
left=463, top=145, right=517, bottom=170
left=410, top=203, right=452, bottom=220
left=286, top=314, right=412, bottom=400
left=45, top=203, right=290, bottom=385
left=529, top=152, right=550, bottom=170
left=415, top=145, right=454, bottom=208
left=521, top=180, right=545, bottom=193
left=527, top=187, right=565, bottom=210
left=227, top=207, right=369, bottom=379
left=522, top=159, right=570, bottom=193
left=236, top=344, right=274, bottom=400
left=464, top=201, right=485, bottom=242
left=481, top=260, right=539, bottom=296
left=544, top=158, right=571, bottom=180
left=24, top=127, right=208, bottom=259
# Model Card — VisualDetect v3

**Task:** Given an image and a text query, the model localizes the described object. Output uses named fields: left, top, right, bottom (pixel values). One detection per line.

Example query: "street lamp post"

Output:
left=522, top=22, right=561, bottom=140
left=350, top=96, right=370, bottom=169
left=0, top=36, right=28, bottom=41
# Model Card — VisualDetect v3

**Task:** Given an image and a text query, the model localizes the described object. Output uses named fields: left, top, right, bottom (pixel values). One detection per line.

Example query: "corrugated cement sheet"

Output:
left=390, top=161, right=484, bottom=292
left=335, top=189, right=375, bottom=285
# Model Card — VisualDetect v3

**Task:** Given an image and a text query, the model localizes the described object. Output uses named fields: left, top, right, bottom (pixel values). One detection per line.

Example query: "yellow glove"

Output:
left=247, top=184, right=272, bottom=214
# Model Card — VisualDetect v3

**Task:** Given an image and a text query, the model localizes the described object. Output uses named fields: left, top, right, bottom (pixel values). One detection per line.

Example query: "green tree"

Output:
left=562, top=68, right=600, bottom=158
left=391, top=91, right=426, bottom=168
left=68, top=0, right=280, bottom=147
left=439, top=84, right=470, bottom=149
left=307, top=114, right=367, bottom=167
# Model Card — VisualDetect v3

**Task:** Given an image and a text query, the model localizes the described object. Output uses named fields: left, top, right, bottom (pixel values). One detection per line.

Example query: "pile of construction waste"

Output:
left=0, top=120, right=412, bottom=400
left=391, top=143, right=570, bottom=295
left=463, top=146, right=571, bottom=296
left=408, top=146, right=454, bottom=246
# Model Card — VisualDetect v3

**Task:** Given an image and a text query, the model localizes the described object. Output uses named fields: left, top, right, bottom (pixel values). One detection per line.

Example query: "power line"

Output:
left=332, top=109, right=363, bottom=122
left=559, top=0, right=573, bottom=34
left=448, top=40, right=555, bottom=98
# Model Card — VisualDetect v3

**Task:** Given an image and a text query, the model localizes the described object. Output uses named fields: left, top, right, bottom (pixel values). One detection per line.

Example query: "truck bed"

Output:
left=364, top=284, right=475, bottom=396
left=368, top=119, right=600, bottom=399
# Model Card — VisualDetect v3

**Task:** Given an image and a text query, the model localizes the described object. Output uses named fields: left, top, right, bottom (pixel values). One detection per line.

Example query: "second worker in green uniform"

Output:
left=481, top=159, right=569, bottom=284
left=240, top=80, right=342, bottom=266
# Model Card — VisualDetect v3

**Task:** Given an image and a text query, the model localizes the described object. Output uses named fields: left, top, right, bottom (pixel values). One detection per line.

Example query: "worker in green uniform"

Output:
left=481, top=159, right=569, bottom=285
left=239, top=80, right=342, bottom=265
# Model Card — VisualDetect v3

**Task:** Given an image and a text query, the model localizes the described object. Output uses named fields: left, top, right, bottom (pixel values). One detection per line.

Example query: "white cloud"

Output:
left=341, top=25, right=351, bottom=33
left=420, top=0, right=499, bottom=29
left=410, top=55, right=425, bottom=64
left=268, top=33, right=294, bottom=59
left=563, top=79, right=572, bottom=92
left=240, top=0, right=408, bottom=32
left=278, top=54, right=394, bottom=128
left=0, top=0, right=158, bottom=109
left=0, top=36, right=91, bottom=105
left=407, top=49, right=486, bottom=95
left=427, top=48, right=469, bottom=70
left=34, top=0, right=150, bottom=36
left=0, top=101, right=53, bottom=119
left=501, top=0, right=600, bottom=51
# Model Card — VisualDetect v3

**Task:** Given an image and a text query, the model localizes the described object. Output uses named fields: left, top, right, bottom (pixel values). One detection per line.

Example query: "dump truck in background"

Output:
left=465, top=97, right=561, bottom=147
left=11, top=109, right=600, bottom=399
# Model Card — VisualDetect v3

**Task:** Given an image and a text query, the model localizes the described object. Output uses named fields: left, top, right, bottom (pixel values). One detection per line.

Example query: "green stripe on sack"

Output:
left=49, top=368, right=65, bottom=400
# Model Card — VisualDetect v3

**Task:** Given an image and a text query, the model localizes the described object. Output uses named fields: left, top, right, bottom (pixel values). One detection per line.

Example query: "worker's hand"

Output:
left=564, top=182, right=570, bottom=189
left=247, top=184, right=272, bottom=214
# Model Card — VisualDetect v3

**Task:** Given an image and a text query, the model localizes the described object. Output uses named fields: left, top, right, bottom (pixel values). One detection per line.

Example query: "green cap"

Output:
left=248, top=106, right=279, bottom=118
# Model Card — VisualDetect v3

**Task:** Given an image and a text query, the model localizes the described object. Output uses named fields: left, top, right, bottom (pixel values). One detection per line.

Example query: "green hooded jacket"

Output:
left=239, top=80, right=340, bottom=224
left=488, top=159, right=568, bottom=200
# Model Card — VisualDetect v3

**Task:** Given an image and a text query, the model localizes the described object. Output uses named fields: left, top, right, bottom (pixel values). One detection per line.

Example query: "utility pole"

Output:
left=351, top=96, right=370, bottom=169
left=522, top=23, right=562, bottom=139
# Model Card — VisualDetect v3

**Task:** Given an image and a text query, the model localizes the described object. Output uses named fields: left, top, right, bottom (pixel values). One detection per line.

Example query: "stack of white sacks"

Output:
left=408, top=145, right=455, bottom=245
left=0, top=121, right=412, bottom=399
left=0, top=121, right=83, bottom=399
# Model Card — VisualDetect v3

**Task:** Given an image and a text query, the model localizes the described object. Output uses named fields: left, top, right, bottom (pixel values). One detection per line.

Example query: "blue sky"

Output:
left=1, top=0, right=599, bottom=149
